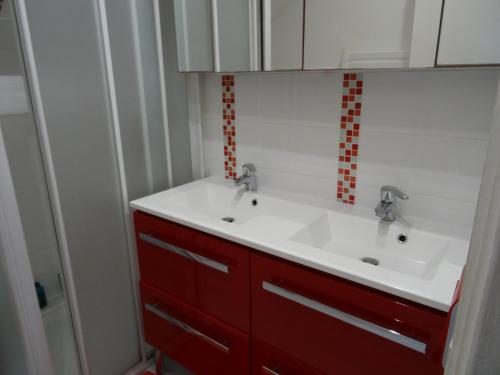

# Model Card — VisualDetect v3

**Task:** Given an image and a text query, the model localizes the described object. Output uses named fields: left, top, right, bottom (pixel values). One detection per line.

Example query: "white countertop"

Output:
left=131, top=177, right=468, bottom=312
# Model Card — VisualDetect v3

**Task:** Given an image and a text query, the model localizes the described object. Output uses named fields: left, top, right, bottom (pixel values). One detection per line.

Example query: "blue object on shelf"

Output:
left=35, top=282, right=47, bottom=309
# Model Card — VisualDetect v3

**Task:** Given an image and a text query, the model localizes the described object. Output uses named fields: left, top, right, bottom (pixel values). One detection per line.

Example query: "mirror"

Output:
left=0, top=0, right=9, bottom=17
left=303, top=0, right=441, bottom=69
left=212, top=0, right=261, bottom=72
left=262, top=0, right=304, bottom=71
left=173, top=0, right=213, bottom=72
left=173, top=0, right=260, bottom=72
left=172, top=0, right=442, bottom=72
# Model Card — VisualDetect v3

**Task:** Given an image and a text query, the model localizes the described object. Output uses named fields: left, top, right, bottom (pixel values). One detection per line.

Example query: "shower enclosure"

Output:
left=0, top=0, right=192, bottom=374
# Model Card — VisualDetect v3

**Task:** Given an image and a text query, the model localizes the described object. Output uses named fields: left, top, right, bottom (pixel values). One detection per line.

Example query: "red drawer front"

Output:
left=141, top=282, right=250, bottom=375
left=252, top=338, right=325, bottom=375
left=134, top=211, right=250, bottom=332
left=251, top=253, right=448, bottom=375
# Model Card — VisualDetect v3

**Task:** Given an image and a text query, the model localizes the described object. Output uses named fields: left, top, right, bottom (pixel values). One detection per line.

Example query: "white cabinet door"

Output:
left=438, top=0, right=500, bottom=66
left=304, top=0, right=442, bottom=70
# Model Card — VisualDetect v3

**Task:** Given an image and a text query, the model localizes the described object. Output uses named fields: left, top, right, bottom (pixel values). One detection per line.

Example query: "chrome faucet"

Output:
left=235, top=163, right=258, bottom=191
left=375, top=185, right=409, bottom=222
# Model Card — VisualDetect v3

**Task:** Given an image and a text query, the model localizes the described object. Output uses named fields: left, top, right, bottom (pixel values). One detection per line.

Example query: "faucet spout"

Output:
left=235, top=163, right=258, bottom=191
left=375, top=201, right=395, bottom=222
left=374, top=185, right=408, bottom=222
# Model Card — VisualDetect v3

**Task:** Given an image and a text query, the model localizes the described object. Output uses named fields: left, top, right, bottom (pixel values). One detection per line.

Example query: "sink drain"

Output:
left=361, top=257, right=379, bottom=266
left=221, top=217, right=235, bottom=223
left=397, top=233, right=408, bottom=244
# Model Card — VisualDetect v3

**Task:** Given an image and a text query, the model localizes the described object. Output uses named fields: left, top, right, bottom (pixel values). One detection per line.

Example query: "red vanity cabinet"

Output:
left=134, top=211, right=250, bottom=332
left=141, top=282, right=250, bottom=375
left=252, top=338, right=325, bottom=375
left=251, top=252, right=448, bottom=375
left=133, top=210, right=452, bottom=375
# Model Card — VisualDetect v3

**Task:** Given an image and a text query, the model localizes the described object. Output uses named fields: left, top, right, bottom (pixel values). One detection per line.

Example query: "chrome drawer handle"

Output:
left=262, top=281, right=427, bottom=354
left=145, top=303, right=230, bottom=353
left=139, top=233, right=229, bottom=274
left=262, top=365, right=280, bottom=375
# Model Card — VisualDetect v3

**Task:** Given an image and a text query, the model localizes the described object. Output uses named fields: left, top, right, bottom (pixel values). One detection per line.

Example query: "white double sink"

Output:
left=131, top=177, right=468, bottom=312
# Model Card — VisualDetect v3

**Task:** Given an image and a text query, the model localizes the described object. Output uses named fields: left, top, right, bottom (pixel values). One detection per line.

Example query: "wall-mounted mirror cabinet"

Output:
left=173, top=0, right=213, bottom=72
left=304, top=0, right=442, bottom=69
left=262, top=0, right=304, bottom=71
left=172, top=0, right=498, bottom=72
left=173, top=0, right=260, bottom=72
left=437, top=0, right=500, bottom=66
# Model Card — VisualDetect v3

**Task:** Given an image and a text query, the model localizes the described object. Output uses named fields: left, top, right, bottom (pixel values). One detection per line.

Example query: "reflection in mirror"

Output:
left=211, top=0, right=261, bottom=72
left=263, top=0, right=304, bottom=71
left=0, top=0, right=9, bottom=17
left=304, top=0, right=416, bottom=69
left=173, top=0, right=213, bottom=72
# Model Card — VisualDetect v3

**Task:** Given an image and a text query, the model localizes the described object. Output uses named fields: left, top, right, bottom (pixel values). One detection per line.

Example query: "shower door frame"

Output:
left=8, top=0, right=174, bottom=373
left=0, top=132, right=55, bottom=375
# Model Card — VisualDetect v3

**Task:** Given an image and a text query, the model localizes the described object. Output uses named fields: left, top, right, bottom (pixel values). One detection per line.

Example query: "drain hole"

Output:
left=397, top=233, right=408, bottom=244
left=361, top=257, right=379, bottom=266
left=222, top=217, right=235, bottom=223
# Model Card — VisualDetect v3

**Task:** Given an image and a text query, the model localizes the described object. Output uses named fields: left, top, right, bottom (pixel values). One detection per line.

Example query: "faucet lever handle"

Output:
left=380, top=185, right=409, bottom=201
left=242, top=163, right=256, bottom=176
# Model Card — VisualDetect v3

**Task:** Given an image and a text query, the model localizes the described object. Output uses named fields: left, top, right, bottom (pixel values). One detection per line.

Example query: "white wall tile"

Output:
left=201, top=114, right=223, bottom=161
left=200, top=74, right=222, bottom=115
left=204, top=157, right=225, bottom=178
left=235, top=118, right=261, bottom=166
left=258, top=167, right=338, bottom=201
left=288, top=125, right=339, bottom=178
left=256, top=122, right=291, bottom=172
left=234, top=74, right=259, bottom=118
left=290, top=72, right=341, bottom=126
left=257, top=73, right=294, bottom=121
left=199, top=70, right=498, bottom=232
left=363, top=70, right=499, bottom=138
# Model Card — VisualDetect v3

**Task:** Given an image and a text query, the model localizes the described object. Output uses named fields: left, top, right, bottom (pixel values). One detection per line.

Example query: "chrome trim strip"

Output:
left=262, top=365, right=280, bottom=375
left=248, top=0, right=261, bottom=71
left=210, top=0, right=221, bottom=71
left=139, top=232, right=229, bottom=273
left=262, top=281, right=427, bottom=354
left=145, top=303, right=229, bottom=353
left=262, top=0, right=272, bottom=70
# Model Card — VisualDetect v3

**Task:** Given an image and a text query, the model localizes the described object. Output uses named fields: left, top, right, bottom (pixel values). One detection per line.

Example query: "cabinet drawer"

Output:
left=134, top=211, right=250, bottom=332
left=251, top=253, right=447, bottom=375
left=252, top=338, right=325, bottom=375
left=141, top=282, right=250, bottom=375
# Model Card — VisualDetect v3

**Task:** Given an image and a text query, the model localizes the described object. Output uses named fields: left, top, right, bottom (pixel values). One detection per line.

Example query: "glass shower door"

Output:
left=0, top=0, right=81, bottom=373
left=0, top=255, right=30, bottom=375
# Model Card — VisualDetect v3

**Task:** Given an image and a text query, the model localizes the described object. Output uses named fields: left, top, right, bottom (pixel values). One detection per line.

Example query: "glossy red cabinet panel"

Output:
left=251, top=253, right=448, bottom=375
left=141, top=282, right=250, bottom=375
left=134, top=211, right=250, bottom=332
left=252, top=338, right=325, bottom=375
left=135, top=209, right=452, bottom=374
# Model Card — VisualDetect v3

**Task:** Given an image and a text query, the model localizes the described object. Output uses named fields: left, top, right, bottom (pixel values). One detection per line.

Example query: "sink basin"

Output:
left=144, top=180, right=321, bottom=236
left=290, top=213, right=450, bottom=280
left=131, top=177, right=469, bottom=311
left=154, top=182, right=260, bottom=225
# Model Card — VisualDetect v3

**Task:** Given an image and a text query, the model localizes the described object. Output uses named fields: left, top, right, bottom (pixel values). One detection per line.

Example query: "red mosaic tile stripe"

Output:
left=221, top=75, right=237, bottom=180
left=337, top=73, right=363, bottom=205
